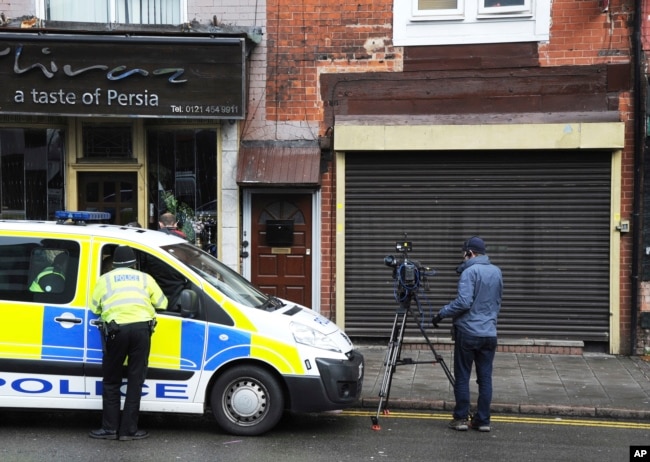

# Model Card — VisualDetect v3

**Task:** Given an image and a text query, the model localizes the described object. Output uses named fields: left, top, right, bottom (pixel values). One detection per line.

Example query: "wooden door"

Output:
left=251, top=194, right=312, bottom=306
left=77, top=172, right=137, bottom=225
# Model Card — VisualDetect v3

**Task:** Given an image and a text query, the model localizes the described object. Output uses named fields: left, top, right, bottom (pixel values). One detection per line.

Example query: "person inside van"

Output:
left=29, top=252, right=68, bottom=293
left=140, top=252, right=188, bottom=312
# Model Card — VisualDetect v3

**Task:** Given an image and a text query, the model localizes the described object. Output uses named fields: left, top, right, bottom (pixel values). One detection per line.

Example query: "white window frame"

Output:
left=37, top=0, right=188, bottom=25
left=412, top=0, right=465, bottom=21
left=394, top=0, right=550, bottom=46
left=478, top=0, right=532, bottom=16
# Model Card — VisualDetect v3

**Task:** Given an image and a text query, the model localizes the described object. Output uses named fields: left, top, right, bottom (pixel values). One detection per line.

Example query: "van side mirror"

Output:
left=179, top=289, right=199, bottom=318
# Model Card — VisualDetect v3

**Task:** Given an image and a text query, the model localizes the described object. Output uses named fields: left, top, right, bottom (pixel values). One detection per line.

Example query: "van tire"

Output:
left=211, top=365, right=285, bottom=436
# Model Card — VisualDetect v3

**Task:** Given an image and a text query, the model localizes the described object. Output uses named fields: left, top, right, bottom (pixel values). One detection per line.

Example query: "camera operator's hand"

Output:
left=431, top=313, right=443, bottom=327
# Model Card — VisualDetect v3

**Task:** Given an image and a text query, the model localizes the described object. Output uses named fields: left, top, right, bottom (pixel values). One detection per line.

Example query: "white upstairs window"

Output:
left=478, top=0, right=532, bottom=16
left=40, top=0, right=187, bottom=25
left=394, top=0, right=550, bottom=46
left=412, top=0, right=465, bottom=20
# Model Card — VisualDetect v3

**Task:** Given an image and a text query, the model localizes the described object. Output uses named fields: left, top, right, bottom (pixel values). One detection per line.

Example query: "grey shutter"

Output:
left=344, top=150, right=611, bottom=344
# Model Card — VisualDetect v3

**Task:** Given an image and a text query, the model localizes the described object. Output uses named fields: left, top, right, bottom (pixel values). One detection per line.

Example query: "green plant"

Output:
left=160, top=191, right=196, bottom=242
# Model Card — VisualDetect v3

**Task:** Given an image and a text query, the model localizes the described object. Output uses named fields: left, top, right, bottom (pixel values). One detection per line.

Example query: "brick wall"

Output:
left=538, top=0, right=633, bottom=66
left=266, top=0, right=401, bottom=128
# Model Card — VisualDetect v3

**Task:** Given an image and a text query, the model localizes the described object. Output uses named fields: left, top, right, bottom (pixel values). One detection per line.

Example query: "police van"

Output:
left=0, top=212, right=364, bottom=436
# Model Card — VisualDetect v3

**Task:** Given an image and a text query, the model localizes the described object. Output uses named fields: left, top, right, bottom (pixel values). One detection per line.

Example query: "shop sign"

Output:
left=0, top=34, right=246, bottom=119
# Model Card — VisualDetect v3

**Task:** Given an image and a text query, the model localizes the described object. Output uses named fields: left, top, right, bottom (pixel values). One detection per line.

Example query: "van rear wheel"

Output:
left=211, top=366, right=284, bottom=436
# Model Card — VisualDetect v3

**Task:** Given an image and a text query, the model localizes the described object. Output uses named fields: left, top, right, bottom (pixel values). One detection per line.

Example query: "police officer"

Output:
left=29, top=252, right=68, bottom=293
left=89, top=245, right=167, bottom=441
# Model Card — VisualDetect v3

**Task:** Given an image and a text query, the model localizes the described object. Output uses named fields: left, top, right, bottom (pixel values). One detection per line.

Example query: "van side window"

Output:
left=0, top=237, right=79, bottom=303
left=100, top=244, right=118, bottom=274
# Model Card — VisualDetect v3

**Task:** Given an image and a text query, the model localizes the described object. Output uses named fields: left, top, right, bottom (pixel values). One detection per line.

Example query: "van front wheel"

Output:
left=211, top=366, right=285, bottom=436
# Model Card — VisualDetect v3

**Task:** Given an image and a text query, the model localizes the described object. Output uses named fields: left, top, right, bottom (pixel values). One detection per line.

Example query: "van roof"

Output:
left=0, top=220, right=187, bottom=248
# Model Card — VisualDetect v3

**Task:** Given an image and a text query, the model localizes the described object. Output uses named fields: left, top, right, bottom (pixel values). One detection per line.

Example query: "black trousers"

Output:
left=101, top=321, right=151, bottom=436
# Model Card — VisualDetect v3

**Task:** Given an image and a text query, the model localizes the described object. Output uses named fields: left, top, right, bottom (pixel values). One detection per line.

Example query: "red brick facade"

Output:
left=265, top=0, right=638, bottom=352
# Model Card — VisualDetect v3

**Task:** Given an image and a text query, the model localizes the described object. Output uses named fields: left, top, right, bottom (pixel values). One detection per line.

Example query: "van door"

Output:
left=0, top=236, right=88, bottom=403
left=85, top=240, right=207, bottom=406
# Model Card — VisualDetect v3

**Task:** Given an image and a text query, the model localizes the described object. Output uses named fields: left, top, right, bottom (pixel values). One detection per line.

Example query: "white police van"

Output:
left=0, top=212, right=363, bottom=436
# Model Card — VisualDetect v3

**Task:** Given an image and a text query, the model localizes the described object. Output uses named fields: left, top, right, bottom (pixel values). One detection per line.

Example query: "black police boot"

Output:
left=118, top=430, right=149, bottom=441
left=89, top=428, right=118, bottom=440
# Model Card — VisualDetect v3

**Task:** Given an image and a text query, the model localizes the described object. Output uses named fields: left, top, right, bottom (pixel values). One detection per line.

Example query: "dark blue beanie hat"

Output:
left=463, top=236, right=486, bottom=254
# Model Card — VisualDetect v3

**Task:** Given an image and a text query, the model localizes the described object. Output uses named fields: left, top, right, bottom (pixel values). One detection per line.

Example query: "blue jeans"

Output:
left=452, top=329, right=497, bottom=426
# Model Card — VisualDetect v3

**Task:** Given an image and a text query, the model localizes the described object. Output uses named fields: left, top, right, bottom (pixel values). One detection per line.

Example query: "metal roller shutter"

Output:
left=344, top=150, right=611, bottom=344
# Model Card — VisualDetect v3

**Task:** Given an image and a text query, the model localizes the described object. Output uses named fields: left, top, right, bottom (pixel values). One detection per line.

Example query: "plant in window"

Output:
left=160, top=190, right=195, bottom=242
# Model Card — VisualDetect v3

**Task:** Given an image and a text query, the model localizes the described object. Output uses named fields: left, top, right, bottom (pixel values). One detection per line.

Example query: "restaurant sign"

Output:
left=0, top=34, right=246, bottom=119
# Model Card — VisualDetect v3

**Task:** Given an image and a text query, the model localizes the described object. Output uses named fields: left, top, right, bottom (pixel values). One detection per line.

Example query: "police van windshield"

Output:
left=162, top=243, right=271, bottom=309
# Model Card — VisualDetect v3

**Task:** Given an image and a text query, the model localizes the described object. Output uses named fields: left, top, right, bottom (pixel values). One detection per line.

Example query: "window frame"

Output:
left=478, top=0, right=531, bottom=16
left=394, top=0, right=550, bottom=46
left=38, top=0, right=188, bottom=25
left=412, top=0, right=465, bottom=21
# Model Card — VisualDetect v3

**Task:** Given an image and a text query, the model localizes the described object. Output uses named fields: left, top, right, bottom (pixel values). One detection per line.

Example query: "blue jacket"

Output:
left=439, top=255, right=503, bottom=337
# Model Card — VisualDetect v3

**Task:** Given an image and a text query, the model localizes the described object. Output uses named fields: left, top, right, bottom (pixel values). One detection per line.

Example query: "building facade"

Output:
left=0, top=0, right=646, bottom=355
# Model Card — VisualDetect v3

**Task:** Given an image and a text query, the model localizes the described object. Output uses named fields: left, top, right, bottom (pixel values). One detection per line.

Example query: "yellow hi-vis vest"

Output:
left=91, top=267, right=167, bottom=324
left=29, top=266, right=66, bottom=293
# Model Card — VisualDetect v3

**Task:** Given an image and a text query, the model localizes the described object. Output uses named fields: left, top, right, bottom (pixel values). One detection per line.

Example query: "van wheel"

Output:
left=211, top=366, right=284, bottom=436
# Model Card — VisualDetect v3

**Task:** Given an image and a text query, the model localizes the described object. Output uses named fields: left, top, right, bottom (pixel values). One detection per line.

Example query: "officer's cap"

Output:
left=112, top=245, right=137, bottom=268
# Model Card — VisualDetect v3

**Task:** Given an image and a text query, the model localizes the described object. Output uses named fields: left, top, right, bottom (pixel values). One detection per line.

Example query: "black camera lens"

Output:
left=384, top=255, right=397, bottom=267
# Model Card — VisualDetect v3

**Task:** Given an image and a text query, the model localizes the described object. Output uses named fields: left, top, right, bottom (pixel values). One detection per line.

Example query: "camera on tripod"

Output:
left=372, top=237, right=452, bottom=431
left=384, top=239, right=433, bottom=294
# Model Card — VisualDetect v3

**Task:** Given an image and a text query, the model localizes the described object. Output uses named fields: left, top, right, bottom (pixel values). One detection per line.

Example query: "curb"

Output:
left=359, top=398, right=650, bottom=421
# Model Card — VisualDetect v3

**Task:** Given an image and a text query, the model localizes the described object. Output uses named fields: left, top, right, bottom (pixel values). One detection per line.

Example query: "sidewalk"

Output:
left=356, top=343, right=650, bottom=420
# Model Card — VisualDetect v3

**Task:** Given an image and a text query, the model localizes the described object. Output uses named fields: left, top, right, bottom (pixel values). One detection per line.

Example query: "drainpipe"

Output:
left=631, top=0, right=644, bottom=355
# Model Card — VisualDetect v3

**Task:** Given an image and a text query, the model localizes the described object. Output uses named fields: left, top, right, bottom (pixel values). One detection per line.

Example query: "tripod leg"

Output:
left=371, top=309, right=408, bottom=431
left=409, top=294, right=455, bottom=387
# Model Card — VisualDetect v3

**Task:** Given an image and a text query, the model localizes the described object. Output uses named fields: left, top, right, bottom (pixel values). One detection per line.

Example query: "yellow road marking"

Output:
left=342, top=410, right=650, bottom=430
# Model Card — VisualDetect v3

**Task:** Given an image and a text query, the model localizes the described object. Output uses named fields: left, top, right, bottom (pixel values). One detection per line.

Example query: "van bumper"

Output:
left=285, top=350, right=364, bottom=412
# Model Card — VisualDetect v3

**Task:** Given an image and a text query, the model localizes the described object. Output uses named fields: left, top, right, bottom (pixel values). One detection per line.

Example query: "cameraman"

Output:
left=432, top=236, right=502, bottom=433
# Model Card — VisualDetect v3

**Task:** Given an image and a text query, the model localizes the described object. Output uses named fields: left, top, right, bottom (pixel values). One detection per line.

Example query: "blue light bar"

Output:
left=55, top=211, right=111, bottom=222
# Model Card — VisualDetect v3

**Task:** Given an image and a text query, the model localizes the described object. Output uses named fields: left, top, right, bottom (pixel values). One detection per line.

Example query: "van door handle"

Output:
left=54, top=314, right=83, bottom=325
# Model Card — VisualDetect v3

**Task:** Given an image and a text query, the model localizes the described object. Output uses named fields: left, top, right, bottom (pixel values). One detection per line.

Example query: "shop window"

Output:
left=82, top=125, right=133, bottom=159
left=394, top=0, right=550, bottom=46
left=147, top=128, right=217, bottom=248
left=43, top=0, right=185, bottom=25
left=0, top=128, right=65, bottom=220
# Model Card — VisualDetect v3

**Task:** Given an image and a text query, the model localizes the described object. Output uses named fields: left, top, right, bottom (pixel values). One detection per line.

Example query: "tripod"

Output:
left=371, top=286, right=455, bottom=431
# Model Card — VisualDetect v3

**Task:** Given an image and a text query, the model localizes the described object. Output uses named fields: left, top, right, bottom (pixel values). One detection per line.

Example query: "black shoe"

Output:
left=447, top=419, right=468, bottom=431
left=119, top=430, right=149, bottom=441
left=89, top=428, right=117, bottom=440
left=470, top=420, right=491, bottom=432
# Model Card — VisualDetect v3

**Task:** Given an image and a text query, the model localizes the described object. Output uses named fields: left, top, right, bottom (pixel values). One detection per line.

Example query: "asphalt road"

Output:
left=0, top=408, right=648, bottom=462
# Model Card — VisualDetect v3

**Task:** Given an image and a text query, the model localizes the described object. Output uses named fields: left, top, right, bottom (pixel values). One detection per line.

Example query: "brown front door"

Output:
left=77, top=172, right=138, bottom=225
left=251, top=194, right=312, bottom=306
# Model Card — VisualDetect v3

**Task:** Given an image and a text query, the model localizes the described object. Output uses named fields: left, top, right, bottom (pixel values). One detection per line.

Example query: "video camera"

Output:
left=384, top=238, right=434, bottom=298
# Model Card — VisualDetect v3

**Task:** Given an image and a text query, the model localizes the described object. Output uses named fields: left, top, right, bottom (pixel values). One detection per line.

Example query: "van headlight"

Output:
left=290, top=322, right=341, bottom=353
